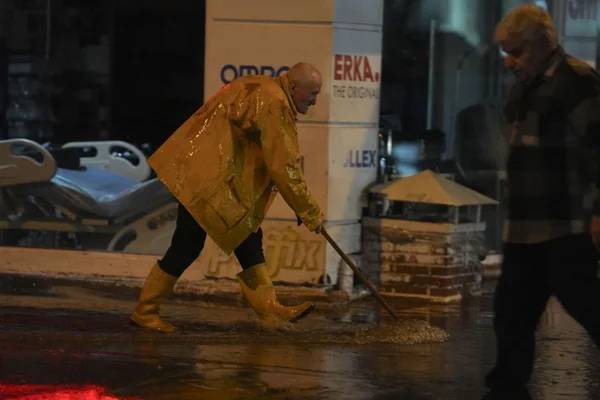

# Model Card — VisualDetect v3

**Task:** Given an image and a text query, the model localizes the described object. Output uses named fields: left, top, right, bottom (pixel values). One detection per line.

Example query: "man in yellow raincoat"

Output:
left=130, top=63, right=323, bottom=333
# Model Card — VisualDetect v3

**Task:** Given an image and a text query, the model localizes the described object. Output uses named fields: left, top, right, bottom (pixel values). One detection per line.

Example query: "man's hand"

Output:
left=305, top=220, right=322, bottom=234
left=591, top=214, right=600, bottom=252
left=297, top=213, right=323, bottom=234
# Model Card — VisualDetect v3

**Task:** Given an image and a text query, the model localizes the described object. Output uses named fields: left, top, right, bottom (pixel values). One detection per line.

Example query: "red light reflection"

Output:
left=0, top=383, right=141, bottom=400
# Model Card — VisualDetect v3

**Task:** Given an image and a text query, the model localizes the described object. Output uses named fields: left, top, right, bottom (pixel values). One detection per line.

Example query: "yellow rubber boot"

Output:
left=237, top=263, right=314, bottom=322
left=130, top=263, right=178, bottom=333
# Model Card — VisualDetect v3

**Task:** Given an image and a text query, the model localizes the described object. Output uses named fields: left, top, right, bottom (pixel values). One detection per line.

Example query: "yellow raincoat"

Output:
left=148, top=74, right=321, bottom=254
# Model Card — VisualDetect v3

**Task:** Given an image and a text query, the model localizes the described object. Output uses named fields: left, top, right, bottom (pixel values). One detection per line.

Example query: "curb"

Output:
left=0, top=246, right=348, bottom=304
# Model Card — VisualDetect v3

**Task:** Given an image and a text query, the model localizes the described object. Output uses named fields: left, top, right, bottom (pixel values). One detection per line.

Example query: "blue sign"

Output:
left=343, top=150, right=377, bottom=168
left=220, top=64, right=290, bottom=83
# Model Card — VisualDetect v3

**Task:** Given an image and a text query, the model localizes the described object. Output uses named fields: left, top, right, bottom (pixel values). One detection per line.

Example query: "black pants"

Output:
left=158, top=203, right=265, bottom=277
left=491, top=233, right=600, bottom=383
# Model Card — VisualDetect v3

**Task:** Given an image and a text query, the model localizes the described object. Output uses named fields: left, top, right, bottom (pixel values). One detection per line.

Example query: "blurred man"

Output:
left=131, top=63, right=323, bottom=333
left=486, top=3, right=600, bottom=393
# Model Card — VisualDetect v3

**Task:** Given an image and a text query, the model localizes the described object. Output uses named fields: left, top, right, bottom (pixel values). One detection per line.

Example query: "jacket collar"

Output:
left=276, top=74, right=298, bottom=117
left=541, top=46, right=565, bottom=82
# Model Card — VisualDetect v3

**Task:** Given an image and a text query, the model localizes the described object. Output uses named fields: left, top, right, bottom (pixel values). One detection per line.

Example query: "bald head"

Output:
left=286, top=63, right=322, bottom=114
left=287, top=63, right=322, bottom=86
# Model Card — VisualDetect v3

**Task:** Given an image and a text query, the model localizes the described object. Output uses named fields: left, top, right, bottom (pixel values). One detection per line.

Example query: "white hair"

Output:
left=495, top=3, right=557, bottom=48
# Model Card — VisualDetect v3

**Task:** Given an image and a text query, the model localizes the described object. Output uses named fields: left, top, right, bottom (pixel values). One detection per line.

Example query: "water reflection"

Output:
left=534, top=297, right=600, bottom=400
left=481, top=388, right=532, bottom=400
left=1, top=278, right=599, bottom=399
left=0, top=383, right=141, bottom=400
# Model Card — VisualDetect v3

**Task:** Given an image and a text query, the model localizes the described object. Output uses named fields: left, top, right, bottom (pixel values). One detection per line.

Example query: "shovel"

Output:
left=321, top=227, right=399, bottom=321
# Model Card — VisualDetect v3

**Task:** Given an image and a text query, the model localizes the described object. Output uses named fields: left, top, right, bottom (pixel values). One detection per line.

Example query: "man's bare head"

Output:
left=287, top=63, right=322, bottom=114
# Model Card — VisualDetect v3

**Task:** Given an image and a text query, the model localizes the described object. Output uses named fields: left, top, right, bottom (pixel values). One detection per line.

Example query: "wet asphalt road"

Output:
left=0, top=275, right=598, bottom=400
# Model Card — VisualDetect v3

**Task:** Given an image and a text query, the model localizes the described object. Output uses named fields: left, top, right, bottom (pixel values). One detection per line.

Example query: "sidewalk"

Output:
left=0, top=245, right=348, bottom=303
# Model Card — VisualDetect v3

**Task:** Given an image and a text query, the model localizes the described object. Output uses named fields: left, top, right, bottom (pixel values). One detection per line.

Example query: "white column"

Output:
left=198, top=0, right=383, bottom=285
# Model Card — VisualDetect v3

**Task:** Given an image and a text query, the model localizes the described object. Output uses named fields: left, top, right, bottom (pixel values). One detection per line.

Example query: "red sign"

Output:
left=334, top=54, right=380, bottom=82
